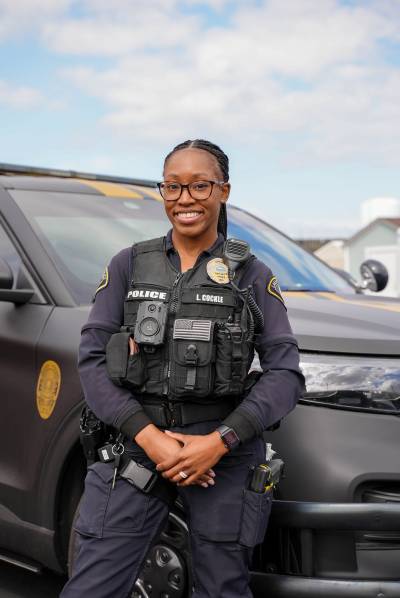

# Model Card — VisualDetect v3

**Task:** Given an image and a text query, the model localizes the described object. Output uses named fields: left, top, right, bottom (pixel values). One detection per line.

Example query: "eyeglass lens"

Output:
left=159, top=181, right=213, bottom=201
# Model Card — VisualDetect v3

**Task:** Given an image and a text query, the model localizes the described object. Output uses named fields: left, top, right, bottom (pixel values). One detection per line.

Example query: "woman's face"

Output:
left=162, top=148, right=230, bottom=240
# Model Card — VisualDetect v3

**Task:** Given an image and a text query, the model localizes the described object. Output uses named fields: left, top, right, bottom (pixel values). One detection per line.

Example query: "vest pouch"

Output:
left=214, top=323, right=249, bottom=396
left=106, top=332, right=148, bottom=390
left=125, top=351, right=148, bottom=389
left=169, top=319, right=215, bottom=398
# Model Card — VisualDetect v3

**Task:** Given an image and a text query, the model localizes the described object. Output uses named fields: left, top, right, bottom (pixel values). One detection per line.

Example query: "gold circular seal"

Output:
left=206, top=258, right=230, bottom=284
left=36, top=360, right=61, bottom=420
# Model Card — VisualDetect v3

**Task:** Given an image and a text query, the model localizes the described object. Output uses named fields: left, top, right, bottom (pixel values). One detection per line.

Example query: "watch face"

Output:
left=223, top=429, right=239, bottom=449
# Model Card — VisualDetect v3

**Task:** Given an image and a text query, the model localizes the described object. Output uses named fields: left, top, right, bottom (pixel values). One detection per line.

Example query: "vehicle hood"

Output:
left=284, top=292, right=400, bottom=355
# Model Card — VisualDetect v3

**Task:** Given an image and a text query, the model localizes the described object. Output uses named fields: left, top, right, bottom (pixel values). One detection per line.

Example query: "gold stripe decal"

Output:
left=283, top=291, right=311, bottom=299
left=133, top=185, right=163, bottom=202
left=78, top=179, right=143, bottom=198
left=316, top=292, right=400, bottom=313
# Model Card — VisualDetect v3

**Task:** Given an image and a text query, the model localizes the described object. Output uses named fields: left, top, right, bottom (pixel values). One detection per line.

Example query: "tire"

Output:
left=68, top=499, right=191, bottom=598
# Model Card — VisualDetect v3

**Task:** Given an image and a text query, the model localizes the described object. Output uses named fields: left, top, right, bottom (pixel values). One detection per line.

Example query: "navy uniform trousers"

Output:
left=60, top=421, right=272, bottom=598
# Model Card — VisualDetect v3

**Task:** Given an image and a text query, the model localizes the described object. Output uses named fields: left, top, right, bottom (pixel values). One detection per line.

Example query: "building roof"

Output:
left=345, top=217, right=400, bottom=245
left=294, top=238, right=331, bottom=252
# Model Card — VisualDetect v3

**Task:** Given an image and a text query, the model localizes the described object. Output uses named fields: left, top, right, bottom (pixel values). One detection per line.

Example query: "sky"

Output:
left=1, top=0, right=400, bottom=239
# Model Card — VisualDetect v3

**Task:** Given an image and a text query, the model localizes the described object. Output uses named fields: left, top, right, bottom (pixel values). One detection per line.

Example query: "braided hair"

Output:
left=163, top=139, right=229, bottom=238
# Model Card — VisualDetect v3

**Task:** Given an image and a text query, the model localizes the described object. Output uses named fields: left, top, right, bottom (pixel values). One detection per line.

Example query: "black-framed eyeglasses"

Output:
left=157, top=180, right=226, bottom=202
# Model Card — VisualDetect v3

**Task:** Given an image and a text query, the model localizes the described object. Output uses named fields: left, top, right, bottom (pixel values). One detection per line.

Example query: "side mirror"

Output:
left=0, top=257, right=13, bottom=289
left=0, top=257, right=34, bottom=304
left=360, top=259, right=389, bottom=292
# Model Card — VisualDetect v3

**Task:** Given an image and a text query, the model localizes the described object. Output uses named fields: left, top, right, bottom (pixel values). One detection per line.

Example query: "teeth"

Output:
left=177, top=212, right=201, bottom=219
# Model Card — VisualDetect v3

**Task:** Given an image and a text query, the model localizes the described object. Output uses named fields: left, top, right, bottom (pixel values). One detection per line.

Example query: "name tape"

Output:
left=195, top=293, right=225, bottom=304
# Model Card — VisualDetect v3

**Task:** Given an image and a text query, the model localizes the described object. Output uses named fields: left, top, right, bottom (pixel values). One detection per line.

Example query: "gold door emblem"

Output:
left=36, top=360, right=61, bottom=420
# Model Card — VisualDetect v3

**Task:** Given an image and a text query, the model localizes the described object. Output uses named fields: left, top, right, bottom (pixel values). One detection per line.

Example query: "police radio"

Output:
left=223, top=238, right=264, bottom=333
left=223, top=238, right=251, bottom=280
left=134, top=301, right=168, bottom=347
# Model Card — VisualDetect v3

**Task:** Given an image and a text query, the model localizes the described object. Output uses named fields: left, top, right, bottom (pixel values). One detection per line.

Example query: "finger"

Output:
left=207, top=469, right=216, bottom=478
left=128, top=338, right=138, bottom=355
left=194, top=480, right=210, bottom=488
left=156, top=454, right=182, bottom=472
left=171, top=470, right=194, bottom=484
left=177, top=472, right=206, bottom=487
left=198, top=475, right=215, bottom=486
left=159, top=457, right=191, bottom=478
left=161, top=463, right=190, bottom=480
left=164, top=431, right=188, bottom=444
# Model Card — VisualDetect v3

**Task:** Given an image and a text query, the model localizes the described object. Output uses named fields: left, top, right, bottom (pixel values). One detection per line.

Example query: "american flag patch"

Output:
left=173, top=319, right=212, bottom=341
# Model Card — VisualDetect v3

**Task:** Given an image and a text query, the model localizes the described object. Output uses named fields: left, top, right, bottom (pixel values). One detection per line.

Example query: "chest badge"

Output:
left=206, top=258, right=229, bottom=284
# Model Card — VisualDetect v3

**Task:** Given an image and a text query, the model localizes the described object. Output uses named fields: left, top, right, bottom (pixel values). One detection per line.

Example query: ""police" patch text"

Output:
left=127, top=289, right=167, bottom=300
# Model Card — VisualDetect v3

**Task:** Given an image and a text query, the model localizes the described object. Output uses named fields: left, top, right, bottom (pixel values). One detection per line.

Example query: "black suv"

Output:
left=0, top=164, right=399, bottom=597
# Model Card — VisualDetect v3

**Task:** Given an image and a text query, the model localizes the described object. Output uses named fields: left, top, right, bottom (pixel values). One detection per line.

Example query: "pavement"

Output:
left=0, top=561, right=66, bottom=597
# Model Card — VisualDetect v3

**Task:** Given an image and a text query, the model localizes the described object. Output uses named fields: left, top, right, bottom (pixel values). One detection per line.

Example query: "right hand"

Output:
left=135, top=424, right=215, bottom=488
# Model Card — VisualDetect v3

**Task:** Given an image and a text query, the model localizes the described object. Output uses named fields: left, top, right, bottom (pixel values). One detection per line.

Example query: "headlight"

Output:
left=300, top=353, right=400, bottom=414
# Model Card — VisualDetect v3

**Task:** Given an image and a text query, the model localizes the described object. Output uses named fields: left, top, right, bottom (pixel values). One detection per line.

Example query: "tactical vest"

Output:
left=106, top=237, right=255, bottom=404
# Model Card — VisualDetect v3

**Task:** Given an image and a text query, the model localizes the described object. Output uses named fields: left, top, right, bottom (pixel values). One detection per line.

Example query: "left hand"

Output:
left=156, top=430, right=228, bottom=486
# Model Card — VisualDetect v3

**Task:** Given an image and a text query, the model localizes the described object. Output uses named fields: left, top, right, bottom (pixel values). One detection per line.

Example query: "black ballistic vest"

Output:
left=106, top=237, right=255, bottom=404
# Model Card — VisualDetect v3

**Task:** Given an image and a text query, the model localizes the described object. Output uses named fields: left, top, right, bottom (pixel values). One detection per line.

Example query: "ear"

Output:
left=220, top=182, right=230, bottom=203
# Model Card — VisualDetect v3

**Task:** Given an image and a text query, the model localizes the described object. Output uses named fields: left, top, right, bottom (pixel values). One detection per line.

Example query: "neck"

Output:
left=172, top=228, right=218, bottom=263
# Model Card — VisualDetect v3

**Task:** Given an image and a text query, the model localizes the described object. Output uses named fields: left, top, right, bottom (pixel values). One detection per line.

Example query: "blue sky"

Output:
left=1, top=0, right=400, bottom=238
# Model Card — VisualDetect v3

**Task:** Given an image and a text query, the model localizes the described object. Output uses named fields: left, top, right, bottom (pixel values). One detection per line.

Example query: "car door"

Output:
left=0, top=221, right=53, bottom=524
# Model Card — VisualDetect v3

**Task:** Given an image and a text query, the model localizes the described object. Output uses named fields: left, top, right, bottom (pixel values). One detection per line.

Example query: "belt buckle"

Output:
left=162, top=402, right=175, bottom=427
left=163, top=401, right=181, bottom=427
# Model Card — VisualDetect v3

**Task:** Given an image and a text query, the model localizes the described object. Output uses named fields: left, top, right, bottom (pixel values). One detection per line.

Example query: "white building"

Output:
left=344, top=218, right=400, bottom=297
left=315, top=240, right=345, bottom=270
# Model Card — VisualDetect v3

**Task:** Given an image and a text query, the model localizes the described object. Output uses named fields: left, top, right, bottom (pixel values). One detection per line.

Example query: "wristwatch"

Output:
left=216, top=425, right=240, bottom=451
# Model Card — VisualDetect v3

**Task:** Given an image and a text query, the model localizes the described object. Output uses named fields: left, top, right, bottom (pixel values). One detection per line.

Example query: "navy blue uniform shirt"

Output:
left=78, top=231, right=305, bottom=443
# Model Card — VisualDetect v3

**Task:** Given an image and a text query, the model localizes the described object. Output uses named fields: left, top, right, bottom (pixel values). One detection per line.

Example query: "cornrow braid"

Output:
left=164, top=139, right=229, bottom=238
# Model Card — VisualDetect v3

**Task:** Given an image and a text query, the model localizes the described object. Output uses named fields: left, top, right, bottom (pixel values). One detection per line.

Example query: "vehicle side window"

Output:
left=0, top=223, right=22, bottom=284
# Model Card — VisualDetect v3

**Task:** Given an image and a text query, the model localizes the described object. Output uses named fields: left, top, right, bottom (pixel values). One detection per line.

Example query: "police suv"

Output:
left=0, top=164, right=399, bottom=597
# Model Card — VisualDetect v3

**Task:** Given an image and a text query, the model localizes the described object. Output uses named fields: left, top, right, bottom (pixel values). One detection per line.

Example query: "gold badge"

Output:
left=267, top=276, right=285, bottom=306
left=206, top=258, right=229, bottom=284
left=36, top=360, right=61, bottom=420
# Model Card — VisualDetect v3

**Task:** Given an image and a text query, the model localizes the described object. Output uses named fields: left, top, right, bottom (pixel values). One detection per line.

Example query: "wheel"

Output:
left=68, top=502, right=191, bottom=598
left=132, top=511, right=191, bottom=598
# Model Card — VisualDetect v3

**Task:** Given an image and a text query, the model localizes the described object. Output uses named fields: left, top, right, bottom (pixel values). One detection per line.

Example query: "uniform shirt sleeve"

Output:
left=78, top=247, right=152, bottom=439
left=222, top=258, right=305, bottom=444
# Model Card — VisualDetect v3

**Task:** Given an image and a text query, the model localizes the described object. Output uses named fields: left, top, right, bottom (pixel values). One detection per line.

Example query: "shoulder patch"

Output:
left=267, top=276, right=286, bottom=307
left=95, top=267, right=109, bottom=296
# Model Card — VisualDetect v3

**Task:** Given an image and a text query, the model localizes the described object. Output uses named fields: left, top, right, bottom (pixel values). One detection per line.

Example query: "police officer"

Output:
left=61, top=139, right=304, bottom=598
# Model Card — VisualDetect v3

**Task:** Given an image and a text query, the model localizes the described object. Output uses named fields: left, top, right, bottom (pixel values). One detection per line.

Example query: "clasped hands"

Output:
left=135, top=424, right=228, bottom=488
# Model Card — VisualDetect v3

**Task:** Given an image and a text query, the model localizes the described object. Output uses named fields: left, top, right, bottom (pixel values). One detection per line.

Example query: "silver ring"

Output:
left=178, top=471, right=188, bottom=480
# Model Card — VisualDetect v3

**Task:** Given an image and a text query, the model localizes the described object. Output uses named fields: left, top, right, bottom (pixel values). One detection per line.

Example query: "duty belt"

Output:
left=141, top=399, right=235, bottom=427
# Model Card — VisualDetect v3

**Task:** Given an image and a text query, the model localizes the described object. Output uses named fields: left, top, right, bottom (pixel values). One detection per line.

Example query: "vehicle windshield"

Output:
left=11, top=188, right=353, bottom=304
left=228, top=208, right=353, bottom=294
left=11, top=188, right=170, bottom=304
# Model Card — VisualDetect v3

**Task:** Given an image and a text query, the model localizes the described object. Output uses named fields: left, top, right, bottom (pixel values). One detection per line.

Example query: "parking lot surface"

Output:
left=0, top=561, right=66, bottom=597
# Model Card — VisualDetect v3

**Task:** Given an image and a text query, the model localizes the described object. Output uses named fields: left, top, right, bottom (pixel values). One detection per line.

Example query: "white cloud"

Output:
left=0, top=80, right=44, bottom=108
left=42, top=4, right=200, bottom=56
left=3, top=0, right=400, bottom=167
left=48, top=0, right=400, bottom=166
left=0, top=0, right=71, bottom=41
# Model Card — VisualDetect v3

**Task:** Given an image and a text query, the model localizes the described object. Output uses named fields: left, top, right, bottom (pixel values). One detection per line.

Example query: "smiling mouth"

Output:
left=174, top=211, right=203, bottom=222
